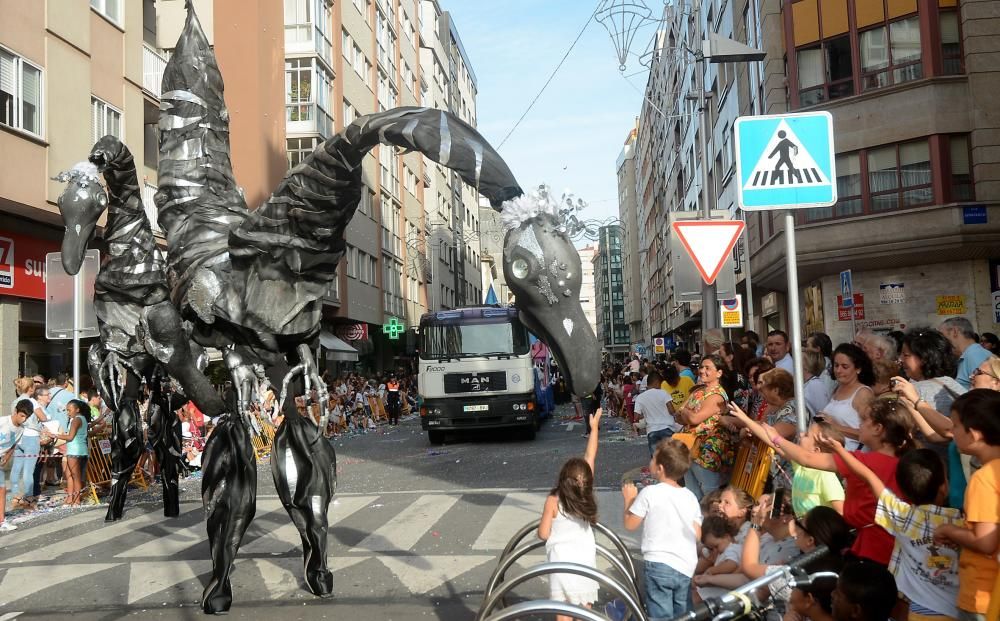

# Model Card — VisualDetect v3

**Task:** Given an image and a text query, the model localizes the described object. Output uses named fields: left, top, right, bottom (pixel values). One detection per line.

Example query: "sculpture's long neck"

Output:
left=97, top=144, right=167, bottom=302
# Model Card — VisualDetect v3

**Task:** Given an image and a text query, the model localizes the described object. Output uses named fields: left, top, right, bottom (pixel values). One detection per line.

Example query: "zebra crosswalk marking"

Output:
left=377, top=555, right=496, bottom=594
left=127, top=560, right=212, bottom=604
left=0, top=563, right=121, bottom=603
left=0, top=507, right=105, bottom=551
left=250, top=556, right=370, bottom=600
left=2, top=502, right=204, bottom=564
left=350, top=494, right=459, bottom=553
left=0, top=490, right=640, bottom=605
left=471, top=491, right=546, bottom=550
left=242, top=495, right=377, bottom=555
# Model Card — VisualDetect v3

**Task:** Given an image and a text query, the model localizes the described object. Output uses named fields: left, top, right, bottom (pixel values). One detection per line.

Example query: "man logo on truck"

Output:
left=461, top=376, right=490, bottom=391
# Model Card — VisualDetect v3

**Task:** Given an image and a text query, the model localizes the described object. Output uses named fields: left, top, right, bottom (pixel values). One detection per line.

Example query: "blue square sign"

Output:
left=735, top=111, right=837, bottom=211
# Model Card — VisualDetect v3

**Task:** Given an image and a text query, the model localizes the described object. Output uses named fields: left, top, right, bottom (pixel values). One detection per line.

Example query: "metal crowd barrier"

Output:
left=476, top=519, right=647, bottom=621
left=479, top=563, right=645, bottom=621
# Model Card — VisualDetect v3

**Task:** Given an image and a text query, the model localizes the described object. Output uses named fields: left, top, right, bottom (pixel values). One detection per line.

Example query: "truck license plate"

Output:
left=464, top=404, right=488, bottom=412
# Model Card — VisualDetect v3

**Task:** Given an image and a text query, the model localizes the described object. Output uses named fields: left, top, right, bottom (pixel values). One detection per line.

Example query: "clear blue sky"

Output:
left=443, top=1, right=654, bottom=226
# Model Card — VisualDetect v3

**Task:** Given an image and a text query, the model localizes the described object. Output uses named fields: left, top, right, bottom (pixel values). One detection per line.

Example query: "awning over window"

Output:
left=320, top=331, right=359, bottom=361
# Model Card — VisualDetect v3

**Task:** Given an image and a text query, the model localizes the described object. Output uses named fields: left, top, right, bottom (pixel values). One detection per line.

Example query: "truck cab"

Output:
left=418, top=306, right=536, bottom=444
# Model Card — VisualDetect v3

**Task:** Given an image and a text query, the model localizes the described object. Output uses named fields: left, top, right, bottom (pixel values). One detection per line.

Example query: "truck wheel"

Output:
left=428, top=430, right=445, bottom=445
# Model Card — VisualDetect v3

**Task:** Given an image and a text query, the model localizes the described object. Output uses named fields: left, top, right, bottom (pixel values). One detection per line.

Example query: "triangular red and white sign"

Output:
left=671, top=220, right=746, bottom=285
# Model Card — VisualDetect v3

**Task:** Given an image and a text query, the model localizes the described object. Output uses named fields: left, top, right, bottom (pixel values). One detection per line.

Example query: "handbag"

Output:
left=672, top=431, right=698, bottom=452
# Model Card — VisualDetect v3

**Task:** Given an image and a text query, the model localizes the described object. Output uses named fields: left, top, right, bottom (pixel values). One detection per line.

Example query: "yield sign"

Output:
left=671, top=220, right=746, bottom=285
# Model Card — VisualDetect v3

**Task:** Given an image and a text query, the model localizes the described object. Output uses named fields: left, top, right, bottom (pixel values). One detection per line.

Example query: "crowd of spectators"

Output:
left=577, top=318, right=999, bottom=621
left=0, top=366, right=413, bottom=532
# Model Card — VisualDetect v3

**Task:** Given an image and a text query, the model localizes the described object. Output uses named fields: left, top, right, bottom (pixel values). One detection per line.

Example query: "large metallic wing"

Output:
left=155, top=1, right=249, bottom=325
left=221, top=107, right=523, bottom=336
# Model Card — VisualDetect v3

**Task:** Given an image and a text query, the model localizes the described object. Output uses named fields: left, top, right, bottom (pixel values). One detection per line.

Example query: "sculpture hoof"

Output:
left=305, top=569, right=334, bottom=597
left=104, top=509, right=123, bottom=522
left=202, top=580, right=233, bottom=615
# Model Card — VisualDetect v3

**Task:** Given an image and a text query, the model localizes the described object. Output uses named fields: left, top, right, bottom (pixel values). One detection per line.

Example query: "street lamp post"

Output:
left=693, top=0, right=766, bottom=338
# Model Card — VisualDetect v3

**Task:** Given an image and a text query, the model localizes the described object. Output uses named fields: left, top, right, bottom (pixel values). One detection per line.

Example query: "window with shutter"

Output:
left=1, top=46, right=43, bottom=136
left=91, top=96, right=122, bottom=142
left=0, top=49, right=15, bottom=127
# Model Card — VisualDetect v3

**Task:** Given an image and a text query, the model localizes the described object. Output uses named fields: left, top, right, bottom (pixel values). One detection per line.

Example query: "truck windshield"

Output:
left=420, top=321, right=530, bottom=359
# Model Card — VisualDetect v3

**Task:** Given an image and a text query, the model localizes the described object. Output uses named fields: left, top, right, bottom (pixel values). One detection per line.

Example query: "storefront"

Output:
left=803, top=259, right=1000, bottom=344
left=0, top=225, right=97, bottom=405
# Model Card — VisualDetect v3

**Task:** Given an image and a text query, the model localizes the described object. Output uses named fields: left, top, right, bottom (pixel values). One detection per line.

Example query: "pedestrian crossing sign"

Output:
left=734, top=111, right=837, bottom=210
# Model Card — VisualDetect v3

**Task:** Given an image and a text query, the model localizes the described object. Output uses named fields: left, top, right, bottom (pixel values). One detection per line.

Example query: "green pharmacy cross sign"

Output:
left=382, top=317, right=405, bottom=340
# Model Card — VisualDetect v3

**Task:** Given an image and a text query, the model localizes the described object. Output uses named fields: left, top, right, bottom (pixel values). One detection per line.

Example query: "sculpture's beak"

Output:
left=503, top=216, right=602, bottom=397
left=55, top=171, right=107, bottom=275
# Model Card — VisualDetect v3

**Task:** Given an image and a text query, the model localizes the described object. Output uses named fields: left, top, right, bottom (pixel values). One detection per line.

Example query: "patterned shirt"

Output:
left=875, top=488, right=963, bottom=617
left=684, top=385, right=733, bottom=473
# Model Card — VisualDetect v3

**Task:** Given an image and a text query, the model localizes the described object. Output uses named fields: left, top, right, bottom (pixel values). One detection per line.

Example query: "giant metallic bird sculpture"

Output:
left=55, top=1, right=600, bottom=614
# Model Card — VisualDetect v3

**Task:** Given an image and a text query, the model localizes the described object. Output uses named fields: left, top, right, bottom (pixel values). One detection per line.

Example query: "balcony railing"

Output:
left=142, top=43, right=167, bottom=98
left=141, top=183, right=163, bottom=235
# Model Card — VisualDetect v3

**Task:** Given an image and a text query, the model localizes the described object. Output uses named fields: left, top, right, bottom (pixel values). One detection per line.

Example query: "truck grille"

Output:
left=443, top=371, right=507, bottom=394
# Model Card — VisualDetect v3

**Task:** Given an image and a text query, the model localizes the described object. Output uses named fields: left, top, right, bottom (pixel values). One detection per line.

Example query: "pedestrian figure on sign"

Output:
left=768, top=130, right=802, bottom=184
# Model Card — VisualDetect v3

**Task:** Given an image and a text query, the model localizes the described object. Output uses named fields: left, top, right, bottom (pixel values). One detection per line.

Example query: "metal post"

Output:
left=784, top=211, right=807, bottom=434
left=741, top=210, right=756, bottom=334
left=72, top=270, right=82, bottom=393
left=697, top=51, right=718, bottom=331
left=693, top=0, right=719, bottom=334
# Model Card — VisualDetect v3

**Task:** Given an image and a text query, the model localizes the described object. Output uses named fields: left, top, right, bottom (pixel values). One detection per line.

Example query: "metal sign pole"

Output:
left=740, top=210, right=756, bottom=333
left=72, top=270, right=82, bottom=393
left=784, top=211, right=807, bottom=434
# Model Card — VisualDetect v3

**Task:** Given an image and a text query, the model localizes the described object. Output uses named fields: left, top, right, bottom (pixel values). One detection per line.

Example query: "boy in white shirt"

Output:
left=623, top=438, right=703, bottom=620
left=633, top=371, right=680, bottom=456
left=0, top=402, right=32, bottom=531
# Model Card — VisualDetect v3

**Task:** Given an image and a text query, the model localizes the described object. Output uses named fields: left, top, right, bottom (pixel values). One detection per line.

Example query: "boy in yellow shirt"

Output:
left=932, top=390, right=1000, bottom=621
left=661, top=366, right=695, bottom=411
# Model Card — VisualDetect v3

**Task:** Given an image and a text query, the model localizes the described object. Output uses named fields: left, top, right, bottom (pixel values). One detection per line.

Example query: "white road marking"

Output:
left=378, top=555, right=495, bottom=594
left=471, top=491, right=547, bottom=550
left=350, top=494, right=459, bottom=552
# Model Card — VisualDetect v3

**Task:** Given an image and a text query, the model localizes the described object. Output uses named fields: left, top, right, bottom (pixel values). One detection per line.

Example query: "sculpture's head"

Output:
left=54, top=161, right=107, bottom=275
left=501, top=189, right=601, bottom=397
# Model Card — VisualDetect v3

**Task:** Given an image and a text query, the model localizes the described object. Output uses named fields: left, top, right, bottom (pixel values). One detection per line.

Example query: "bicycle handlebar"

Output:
left=668, top=545, right=832, bottom=621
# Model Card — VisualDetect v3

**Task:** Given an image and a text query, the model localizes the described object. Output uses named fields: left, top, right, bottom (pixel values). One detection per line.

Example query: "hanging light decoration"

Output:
left=595, top=0, right=657, bottom=71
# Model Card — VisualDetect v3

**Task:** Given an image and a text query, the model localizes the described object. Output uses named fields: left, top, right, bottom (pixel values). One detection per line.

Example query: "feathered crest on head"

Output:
left=53, top=161, right=102, bottom=186
left=500, top=184, right=593, bottom=239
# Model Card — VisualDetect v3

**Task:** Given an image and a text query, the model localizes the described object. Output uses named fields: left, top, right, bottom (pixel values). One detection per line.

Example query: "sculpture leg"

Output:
left=105, top=398, right=144, bottom=522
left=271, top=413, right=337, bottom=596
left=149, top=392, right=184, bottom=517
left=201, top=415, right=257, bottom=615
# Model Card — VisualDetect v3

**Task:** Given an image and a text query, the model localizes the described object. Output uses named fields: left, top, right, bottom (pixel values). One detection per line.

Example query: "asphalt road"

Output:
left=0, top=406, right=649, bottom=620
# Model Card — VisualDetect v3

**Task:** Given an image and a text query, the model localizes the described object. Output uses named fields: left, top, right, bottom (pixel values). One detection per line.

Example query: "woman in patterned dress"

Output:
left=675, top=354, right=733, bottom=499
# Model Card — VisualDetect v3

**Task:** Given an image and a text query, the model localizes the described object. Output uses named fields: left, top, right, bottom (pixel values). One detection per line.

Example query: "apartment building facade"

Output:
left=418, top=1, right=483, bottom=314
left=744, top=0, right=1000, bottom=343
left=631, top=0, right=999, bottom=348
left=594, top=226, right=631, bottom=358
left=616, top=127, right=644, bottom=348
left=577, top=244, right=600, bottom=339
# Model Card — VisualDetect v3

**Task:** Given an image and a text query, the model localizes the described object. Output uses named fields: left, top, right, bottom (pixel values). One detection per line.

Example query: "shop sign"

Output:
left=837, top=294, right=864, bottom=321
left=720, top=295, right=744, bottom=328
left=936, top=295, right=966, bottom=316
left=0, top=232, right=60, bottom=300
left=336, top=323, right=368, bottom=341
left=879, top=282, right=905, bottom=305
